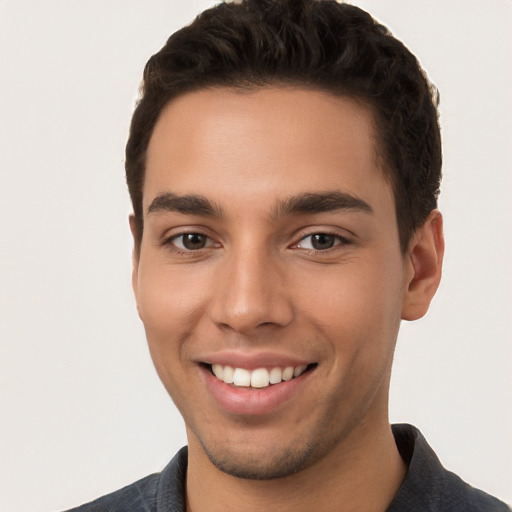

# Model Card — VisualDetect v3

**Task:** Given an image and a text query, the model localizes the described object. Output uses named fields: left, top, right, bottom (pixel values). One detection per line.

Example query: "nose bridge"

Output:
left=210, top=239, right=292, bottom=333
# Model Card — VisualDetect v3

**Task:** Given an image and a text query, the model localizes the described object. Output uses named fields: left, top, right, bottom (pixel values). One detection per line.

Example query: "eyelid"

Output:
left=171, top=233, right=215, bottom=250
left=161, top=227, right=221, bottom=253
left=290, top=225, right=353, bottom=247
left=292, top=233, right=350, bottom=251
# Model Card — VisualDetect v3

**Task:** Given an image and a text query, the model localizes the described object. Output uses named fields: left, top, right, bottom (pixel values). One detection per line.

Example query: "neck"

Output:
left=185, top=419, right=406, bottom=512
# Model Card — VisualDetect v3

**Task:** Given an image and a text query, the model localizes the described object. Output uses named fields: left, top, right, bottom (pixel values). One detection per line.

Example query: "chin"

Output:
left=198, top=432, right=332, bottom=480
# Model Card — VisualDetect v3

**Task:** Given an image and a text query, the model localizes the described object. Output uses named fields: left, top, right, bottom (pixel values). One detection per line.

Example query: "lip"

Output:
left=198, top=350, right=311, bottom=370
left=200, top=361, right=315, bottom=416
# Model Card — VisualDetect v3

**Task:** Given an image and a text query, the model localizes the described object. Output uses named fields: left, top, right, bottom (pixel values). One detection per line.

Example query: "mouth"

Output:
left=203, top=362, right=318, bottom=389
left=200, top=357, right=319, bottom=415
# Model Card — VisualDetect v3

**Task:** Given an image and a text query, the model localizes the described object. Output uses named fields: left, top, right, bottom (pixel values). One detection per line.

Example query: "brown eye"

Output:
left=310, top=233, right=336, bottom=250
left=295, top=233, right=348, bottom=251
left=173, top=233, right=209, bottom=251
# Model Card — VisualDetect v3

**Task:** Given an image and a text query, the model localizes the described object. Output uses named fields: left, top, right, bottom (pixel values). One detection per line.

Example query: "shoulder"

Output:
left=62, top=447, right=188, bottom=512
left=64, top=473, right=160, bottom=512
left=389, top=424, right=510, bottom=512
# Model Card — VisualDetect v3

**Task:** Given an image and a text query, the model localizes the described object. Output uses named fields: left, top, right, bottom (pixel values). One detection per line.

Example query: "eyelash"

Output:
left=163, top=232, right=218, bottom=255
left=293, top=232, right=351, bottom=253
left=163, top=231, right=351, bottom=255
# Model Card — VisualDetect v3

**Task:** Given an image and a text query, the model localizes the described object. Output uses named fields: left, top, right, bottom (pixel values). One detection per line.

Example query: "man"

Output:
left=67, top=0, right=510, bottom=510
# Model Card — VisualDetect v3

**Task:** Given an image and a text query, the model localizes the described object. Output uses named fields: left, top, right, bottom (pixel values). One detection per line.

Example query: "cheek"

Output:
left=135, top=262, right=211, bottom=366
left=302, top=262, right=402, bottom=320
left=137, top=262, right=203, bottom=324
left=135, top=264, right=207, bottom=404
left=295, top=255, right=405, bottom=357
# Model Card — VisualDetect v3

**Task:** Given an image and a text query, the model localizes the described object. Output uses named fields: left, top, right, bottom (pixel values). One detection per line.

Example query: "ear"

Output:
left=401, top=210, right=444, bottom=321
left=129, top=214, right=141, bottom=311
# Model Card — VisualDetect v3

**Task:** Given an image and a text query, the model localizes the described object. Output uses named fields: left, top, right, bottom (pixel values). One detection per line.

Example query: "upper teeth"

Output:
left=211, top=364, right=307, bottom=388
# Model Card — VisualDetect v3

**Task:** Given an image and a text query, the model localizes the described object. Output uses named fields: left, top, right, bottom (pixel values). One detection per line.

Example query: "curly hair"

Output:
left=126, top=0, right=441, bottom=253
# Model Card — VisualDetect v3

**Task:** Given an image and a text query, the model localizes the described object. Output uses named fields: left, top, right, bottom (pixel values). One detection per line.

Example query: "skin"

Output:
left=131, top=87, right=444, bottom=512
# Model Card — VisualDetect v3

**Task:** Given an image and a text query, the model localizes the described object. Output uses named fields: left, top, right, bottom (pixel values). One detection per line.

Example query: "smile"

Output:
left=209, top=363, right=313, bottom=388
left=201, top=359, right=318, bottom=415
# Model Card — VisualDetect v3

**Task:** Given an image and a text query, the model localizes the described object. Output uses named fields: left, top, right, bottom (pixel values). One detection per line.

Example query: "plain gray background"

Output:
left=1, top=1, right=511, bottom=510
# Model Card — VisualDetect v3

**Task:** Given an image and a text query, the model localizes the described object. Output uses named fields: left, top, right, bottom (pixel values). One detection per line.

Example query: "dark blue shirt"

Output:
left=65, top=424, right=510, bottom=511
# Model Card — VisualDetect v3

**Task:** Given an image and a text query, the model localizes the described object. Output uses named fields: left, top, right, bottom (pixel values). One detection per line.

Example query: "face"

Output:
left=133, top=87, right=413, bottom=479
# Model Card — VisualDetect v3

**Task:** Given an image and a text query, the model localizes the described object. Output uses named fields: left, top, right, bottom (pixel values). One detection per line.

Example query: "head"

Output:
left=126, top=0, right=442, bottom=255
left=127, top=0, right=444, bottom=484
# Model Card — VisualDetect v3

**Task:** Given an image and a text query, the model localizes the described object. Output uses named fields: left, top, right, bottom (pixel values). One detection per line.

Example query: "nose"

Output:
left=209, top=246, right=294, bottom=335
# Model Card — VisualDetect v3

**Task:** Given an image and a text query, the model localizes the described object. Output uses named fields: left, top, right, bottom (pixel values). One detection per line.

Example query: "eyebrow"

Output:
left=271, top=191, right=373, bottom=219
left=146, top=190, right=373, bottom=219
left=147, top=192, right=224, bottom=217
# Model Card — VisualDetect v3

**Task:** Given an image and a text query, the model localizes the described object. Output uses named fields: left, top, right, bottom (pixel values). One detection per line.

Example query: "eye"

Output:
left=169, top=233, right=215, bottom=251
left=295, top=233, right=347, bottom=251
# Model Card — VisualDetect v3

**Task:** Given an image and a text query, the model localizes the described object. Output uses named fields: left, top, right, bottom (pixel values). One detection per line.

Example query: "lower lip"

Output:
left=202, top=366, right=313, bottom=416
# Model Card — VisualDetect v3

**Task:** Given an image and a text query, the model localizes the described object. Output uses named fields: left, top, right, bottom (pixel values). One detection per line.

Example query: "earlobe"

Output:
left=401, top=210, right=444, bottom=321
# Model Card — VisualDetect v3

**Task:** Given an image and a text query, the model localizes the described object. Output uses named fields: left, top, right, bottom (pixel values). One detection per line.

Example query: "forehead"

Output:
left=144, top=87, right=392, bottom=215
